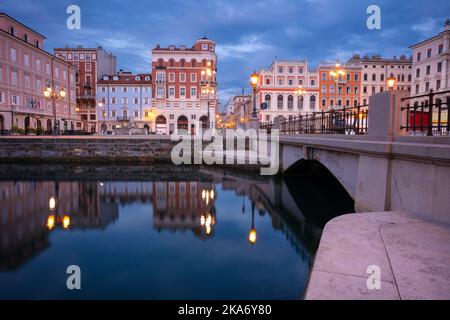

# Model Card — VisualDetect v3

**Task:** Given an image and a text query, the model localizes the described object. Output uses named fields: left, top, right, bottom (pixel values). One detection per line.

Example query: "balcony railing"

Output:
left=401, top=89, right=450, bottom=136
left=260, top=104, right=369, bottom=135
left=116, top=116, right=134, bottom=121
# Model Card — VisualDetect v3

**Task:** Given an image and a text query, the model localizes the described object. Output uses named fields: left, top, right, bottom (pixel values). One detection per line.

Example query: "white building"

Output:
left=410, top=19, right=450, bottom=95
left=96, top=70, right=152, bottom=134
left=253, top=59, right=319, bottom=123
left=347, top=54, right=412, bottom=105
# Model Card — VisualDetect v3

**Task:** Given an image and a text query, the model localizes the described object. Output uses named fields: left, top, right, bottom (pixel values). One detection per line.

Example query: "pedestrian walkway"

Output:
left=305, top=211, right=450, bottom=300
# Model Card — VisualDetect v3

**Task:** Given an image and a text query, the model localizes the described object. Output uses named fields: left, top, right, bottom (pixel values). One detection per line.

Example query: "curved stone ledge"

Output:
left=305, top=211, right=450, bottom=300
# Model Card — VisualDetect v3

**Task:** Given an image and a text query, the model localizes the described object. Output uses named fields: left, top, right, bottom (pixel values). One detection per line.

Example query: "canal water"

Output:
left=0, top=164, right=354, bottom=300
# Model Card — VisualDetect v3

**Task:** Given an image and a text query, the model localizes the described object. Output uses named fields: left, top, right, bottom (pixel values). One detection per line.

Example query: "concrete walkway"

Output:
left=305, top=211, right=450, bottom=300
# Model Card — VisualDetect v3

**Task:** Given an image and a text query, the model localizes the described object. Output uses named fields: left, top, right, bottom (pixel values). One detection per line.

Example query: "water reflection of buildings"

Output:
left=151, top=182, right=217, bottom=239
left=0, top=181, right=118, bottom=270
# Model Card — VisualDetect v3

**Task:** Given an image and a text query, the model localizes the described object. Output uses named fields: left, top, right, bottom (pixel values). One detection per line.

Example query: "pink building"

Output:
left=0, top=13, right=78, bottom=133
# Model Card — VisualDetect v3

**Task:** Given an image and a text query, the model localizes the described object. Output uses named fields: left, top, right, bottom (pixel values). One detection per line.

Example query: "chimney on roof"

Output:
left=445, top=18, right=450, bottom=31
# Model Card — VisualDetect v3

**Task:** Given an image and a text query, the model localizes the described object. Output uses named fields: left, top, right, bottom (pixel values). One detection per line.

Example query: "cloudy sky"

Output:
left=1, top=0, right=449, bottom=106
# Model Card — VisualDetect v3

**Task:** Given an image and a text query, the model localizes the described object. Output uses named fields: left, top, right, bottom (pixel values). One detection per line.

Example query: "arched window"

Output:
left=180, top=59, right=186, bottom=68
left=354, top=100, right=358, bottom=107
left=337, top=99, right=342, bottom=106
left=158, top=58, right=164, bottom=67
left=310, top=95, right=316, bottom=109
left=202, top=59, right=207, bottom=67
left=345, top=99, right=350, bottom=107
left=287, top=95, right=294, bottom=109
left=330, top=99, right=334, bottom=107
left=169, top=59, right=175, bottom=67
left=191, top=59, right=197, bottom=67
left=277, top=95, right=284, bottom=109
left=321, top=99, right=326, bottom=107
left=298, top=95, right=304, bottom=109
left=264, top=94, right=271, bottom=109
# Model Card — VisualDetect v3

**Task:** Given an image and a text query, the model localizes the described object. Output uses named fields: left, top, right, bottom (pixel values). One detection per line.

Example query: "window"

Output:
left=310, top=95, right=316, bottom=109
left=381, top=74, right=385, bottom=81
left=310, top=79, right=315, bottom=86
left=436, top=79, right=441, bottom=90
left=298, top=96, right=304, bottom=109
left=426, top=65, right=431, bottom=76
left=85, top=62, right=91, bottom=71
left=363, top=74, right=368, bottom=81
left=330, top=85, right=335, bottom=94
left=111, top=87, right=116, bottom=93
left=134, top=111, right=139, bottom=117
left=111, top=110, right=116, bottom=117
left=321, top=85, right=326, bottom=94
left=278, top=67, right=284, bottom=73
left=278, top=78, right=284, bottom=85
left=287, top=95, right=294, bottom=109
left=425, top=82, right=430, bottom=92
left=277, top=95, right=283, bottom=109
left=191, top=87, right=197, bottom=98
left=25, top=75, right=30, bottom=88
left=354, top=87, right=359, bottom=94
left=122, top=97, right=128, bottom=104
left=346, top=73, right=351, bottom=81
left=417, top=52, right=421, bottom=62
left=299, top=67, right=304, bottom=74
left=24, top=54, right=30, bottom=66
left=415, top=84, right=419, bottom=94
left=134, top=98, right=139, bottom=104
left=288, top=79, right=293, bottom=86
left=438, top=44, right=443, bottom=55
left=169, top=87, right=175, bottom=97
left=169, top=73, right=175, bottom=82
left=180, top=59, right=186, bottom=68
left=288, top=67, right=293, bottom=74
left=190, top=73, right=197, bottom=82
left=346, top=86, right=350, bottom=94
left=179, top=73, right=186, bottom=82
left=180, top=87, right=186, bottom=97
left=111, top=97, right=116, bottom=104
left=372, top=74, right=376, bottom=81
left=322, top=73, right=327, bottom=81
left=12, top=95, right=19, bottom=105
left=354, top=74, right=359, bottom=81
left=416, top=68, right=420, bottom=77
left=10, top=48, right=16, bottom=62
left=11, top=71, right=18, bottom=85
left=363, top=86, right=367, bottom=94
left=437, top=62, right=442, bottom=73
left=0, top=92, right=4, bottom=103
left=427, top=48, right=432, bottom=58
left=101, top=87, right=106, bottom=92
left=338, top=86, right=342, bottom=94
left=321, top=99, right=326, bottom=107
left=123, top=87, right=128, bottom=92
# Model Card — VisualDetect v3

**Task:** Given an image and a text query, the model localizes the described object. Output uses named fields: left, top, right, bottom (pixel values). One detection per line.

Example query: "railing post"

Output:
left=427, top=90, right=434, bottom=136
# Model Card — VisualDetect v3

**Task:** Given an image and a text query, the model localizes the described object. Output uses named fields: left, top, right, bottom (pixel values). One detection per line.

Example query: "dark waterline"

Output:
left=0, top=164, right=354, bottom=300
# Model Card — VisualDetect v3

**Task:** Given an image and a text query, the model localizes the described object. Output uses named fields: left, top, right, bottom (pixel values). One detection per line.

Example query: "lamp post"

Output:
left=44, top=84, right=66, bottom=135
left=250, top=71, right=259, bottom=120
left=201, top=61, right=216, bottom=129
left=387, top=73, right=396, bottom=91
left=329, top=61, right=345, bottom=109
left=296, top=85, right=306, bottom=117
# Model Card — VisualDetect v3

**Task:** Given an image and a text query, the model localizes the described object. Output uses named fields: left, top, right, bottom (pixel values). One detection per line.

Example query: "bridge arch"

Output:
left=281, top=144, right=360, bottom=200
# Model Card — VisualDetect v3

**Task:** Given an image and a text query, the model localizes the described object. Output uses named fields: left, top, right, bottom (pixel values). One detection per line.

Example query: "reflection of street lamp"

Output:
left=250, top=71, right=259, bottom=119
left=387, top=73, right=396, bottom=91
left=248, top=201, right=257, bottom=245
left=49, top=196, right=56, bottom=211
left=44, top=84, right=66, bottom=135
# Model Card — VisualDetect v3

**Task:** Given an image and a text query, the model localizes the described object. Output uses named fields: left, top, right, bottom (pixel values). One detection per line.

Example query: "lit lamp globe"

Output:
left=387, top=74, right=396, bottom=90
left=59, top=88, right=66, bottom=99
left=248, top=228, right=257, bottom=245
left=250, top=72, right=258, bottom=88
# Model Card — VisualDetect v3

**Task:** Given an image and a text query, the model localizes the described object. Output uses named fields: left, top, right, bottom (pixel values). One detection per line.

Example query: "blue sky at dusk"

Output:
left=1, top=0, right=449, bottom=105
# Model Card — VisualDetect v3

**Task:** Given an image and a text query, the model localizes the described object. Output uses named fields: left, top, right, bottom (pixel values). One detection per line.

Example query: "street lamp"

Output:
left=297, top=85, right=306, bottom=118
left=250, top=71, right=259, bottom=119
left=387, top=73, right=396, bottom=91
left=44, top=84, right=66, bottom=135
left=329, top=62, right=345, bottom=109
left=202, top=61, right=216, bottom=129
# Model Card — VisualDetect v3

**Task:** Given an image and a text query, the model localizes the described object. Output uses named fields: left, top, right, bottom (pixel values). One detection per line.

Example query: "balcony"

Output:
left=200, top=80, right=217, bottom=86
left=155, top=80, right=166, bottom=85
left=116, top=116, right=134, bottom=121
